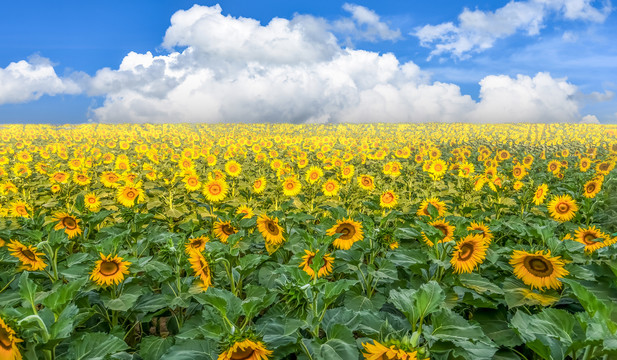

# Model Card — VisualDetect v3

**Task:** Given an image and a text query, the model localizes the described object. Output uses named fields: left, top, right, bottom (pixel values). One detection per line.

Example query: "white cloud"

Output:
left=415, top=0, right=611, bottom=59
left=580, top=114, right=600, bottom=123
left=0, top=56, right=81, bottom=105
left=333, top=3, right=402, bottom=42
left=85, top=4, right=587, bottom=124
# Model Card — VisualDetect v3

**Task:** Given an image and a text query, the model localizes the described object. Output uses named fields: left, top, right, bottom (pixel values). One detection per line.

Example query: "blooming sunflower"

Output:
left=84, top=192, right=101, bottom=211
left=236, top=205, right=254, bottom=219
left=9, top=201, right=31, bottom=218
left=358, top=175, right=375, bottom=190
left=73, top=172, right=91, bottom=186
left=217, top=339, right=272, bottom=360
left=467, top=221, right=493, bottom=244
left=450, top=234, right=488, bottom=274
left=90, top=253, right=131, bottom=287
left=0, top=317, right=23, bottom=360
left=253, top=177, right=267, bottom=194
left=416, top=198, right=447, bottom=218
left=547, top=160, right=561, bottom=174
left=282, top=176, right=301, bottom=197
left=322, top=179, right=340, bottom=196
left=183, top=174, right=201, bottom=192
left=203, top=178, right=228, bottom=202
left=305, top=166, right=323, bottom=184
left=326, top=218, right=364, bottom=250
left=117, top=182, right=145, bottom=208
left=7, top=240, right=47, bottom=271
left=100, top=171, right=121, bottom=188
left=213, top=221, right=237, bottom=243
left=547, top=194, right=578, bottom=222
left=361, top=340, right=422, bottom=360
left=573, top=226, right=612, bottom=253
left=225, top=160, right=242, bottom=177
left=299, top=249, right=335, bottom=279
left=257, top=214, right=285, bottom=245
left=51, top=171, right=69, bottom=184
left=512, top=164, right=527, bottom=180
left=582, top=179, right=602, bottom=198
left=532, top=184, right=548, bottom=205
left=422, top=220, right=456, bottom=247
left=380, top=190, right=397, bottom=209
left=457, top=162, right=474, bottom=178
left=510, top=250, right=569, bottom=290
left=188, top=251, right=212, bottom=291
left=52, top=212, right=82, bottom=239
left=185, top=235, right=209, bottom=255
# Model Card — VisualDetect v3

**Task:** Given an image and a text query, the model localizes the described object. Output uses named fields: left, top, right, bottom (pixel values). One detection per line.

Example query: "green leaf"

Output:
left=69, top=332, right=128, bottom=360
left=458, top=273, right=504, bottom=295
left=319, top=339, right=359, bottom=360
left=161, top=338, right=217, bottom=360
left=393, top=227, right=420, bottom=239
left=19, top=272, right=39, bottom=311
left=257, top=317, right=304, bottom=347
left=42, top=278, right=87, bottom=315
left=193, top=288, right=242, bottom=322
left=390, top=280, right=445, bottom=326
left=323, top=279, right=356, bottom=304
left=140, top=336, right=175, bottom=360
left=49, top=304, right=79, bottom=340
left=104, top=292, right=141, bottom=312
left=473, top=310, right=523, bottom=348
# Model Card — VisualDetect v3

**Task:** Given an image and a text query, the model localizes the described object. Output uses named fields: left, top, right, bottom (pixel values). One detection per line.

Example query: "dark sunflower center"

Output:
left=17, top=206, right=27, bottom=215
left=99, top=260, right=120, bottom=276
left=583, top=233, right=599, bottom=245
left=0, top=326, right=12, bottom=349
left=586, top=183, right=596, bottom=193
left=266, top=222, right=279, bottom=235
left=188, top=178, right=198, bottom=186
left=362, top=177, right=371, bottom=186
left=458, top=243, right=475, bottom=261
left=536, top=189, right=544, bottom=198
left=126, top=191, right=136, bottom=199
left=209, top=185, right=221, bottom=195
left=192, top=240, right=203, bottom=248
left=286, top=182, right=295, bottom=189
left=21, top=249, right=37, bottom=261
left=434, top=225, right=448, bottom=237
left=600, top=163, right=609, bottom=171
left=62, top=217, right=77, bottom=229
left=514, top=168, right=521, bottom=176
left=88, top=197, right=96, bottom=203
left=524, top=256, right=554, bottom=277
left=254, top=181, right=262, bottom=188
left=222, top=224, right=235, bottom=236
left=336, top=224, right=355, bottom=240
left=231, top=348, right=256, bottom=360
left=550, top=164, right=557, bottom=171
left=305, top=255, right=314, bottom=266
left=382, top=193, right=394, bottom=203
left=556, top=203, right=569, bottom=214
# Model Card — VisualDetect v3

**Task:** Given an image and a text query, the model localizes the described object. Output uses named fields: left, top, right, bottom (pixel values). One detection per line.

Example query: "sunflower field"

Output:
left=1, top=123, right=617, bottom=360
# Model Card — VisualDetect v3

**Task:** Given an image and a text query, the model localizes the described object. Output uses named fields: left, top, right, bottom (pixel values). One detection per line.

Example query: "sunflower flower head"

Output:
left=510, top=249, right=569, bottom=291
left=90, top=253, right=131, bottom=287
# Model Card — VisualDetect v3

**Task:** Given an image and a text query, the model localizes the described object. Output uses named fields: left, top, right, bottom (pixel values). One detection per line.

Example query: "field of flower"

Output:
left=1, top=123, right=617, bottom=360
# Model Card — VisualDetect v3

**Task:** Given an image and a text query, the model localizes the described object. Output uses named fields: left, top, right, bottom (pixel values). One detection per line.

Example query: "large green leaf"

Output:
left=67, top=332, right=129, bottom=360
left=139, top=336, right=175, bottom=360
left=389, top=280, right=445, bottom=326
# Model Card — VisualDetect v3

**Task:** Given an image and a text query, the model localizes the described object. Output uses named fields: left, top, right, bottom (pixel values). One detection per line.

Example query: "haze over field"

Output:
left=0, top=0, right=615, bottom=124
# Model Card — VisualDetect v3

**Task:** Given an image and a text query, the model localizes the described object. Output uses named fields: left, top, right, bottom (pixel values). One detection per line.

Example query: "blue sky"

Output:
left=0, top=0, right=615, bottom=124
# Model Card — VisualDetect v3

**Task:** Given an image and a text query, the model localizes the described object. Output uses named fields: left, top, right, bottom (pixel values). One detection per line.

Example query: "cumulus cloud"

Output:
left=0, top=56, right=81, bottom=105
left=580, top=114, right=600, bottom=123
left=333, top=3, right=402, bottom=42
left=415, top=0, right=612, bottom=59
left=86, top=4, right=589, bottom=124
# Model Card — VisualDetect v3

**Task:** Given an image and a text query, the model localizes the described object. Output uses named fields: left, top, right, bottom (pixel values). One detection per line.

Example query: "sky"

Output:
left=0, top=0, right=615, bottom=124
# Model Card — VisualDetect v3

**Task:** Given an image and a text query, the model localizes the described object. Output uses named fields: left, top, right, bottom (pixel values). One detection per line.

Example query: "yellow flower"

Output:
left=253, top=177, right=267, bottom=194
left=257, top=214, right=285, bottom=245
left=213, top=221, right=237, bottom=243
left=305, top=166, right=323, bottom=184
left=357, top=175, right=375, bottom=190
left=422, top=220, right=455, bottom=247
left=188, top=251, right=212, bottom=291
left=532, top=184, right=548, bottom=205
left=236, top=205, right=254, bottom=219
left=90, top=253, right=131, bottom=287
left=84, top=192, right=101, bottom=211
left=203, top=178, right=228, bottom=202
left=183, top=174, right=201, bottom=192
left=361, top=340, right=422, bottom=360
left=10, top=201, right=31, bottom=218
left=282, top=176, right=301, bottom=196
left=117, top=182, right=145, bottom=207
left=217, top=339, right=272, bottom=360
left=450, top=234, right=488, bottom=274
left=510, top=250, right=569, bottom=291
left=0, top=316, right=23, bottom=360
left=573, top=226, right=613, bottom=253
left=322, top=179, right=340, bottom=196
left=53, top=212, right=82, bottom=239
left=100, top=171, right=121, bottom=188
left=299, top=249, right=335, bottom=279
left=416, top=198, right=446, bottom=218
left=7, top=240, right=47, bottom=271
left=225, top=160, right=242, bottom=177
left=326, top=218, right=364, bottom=250
left=467, top=221, right=493, bottom=244
left=185, top=235, right=209, bottom=254
left=582, top=179, right=601, bottom=198
left=547, top=194, right=578, bottom=222
left=380, top=190, right=397, bottom=209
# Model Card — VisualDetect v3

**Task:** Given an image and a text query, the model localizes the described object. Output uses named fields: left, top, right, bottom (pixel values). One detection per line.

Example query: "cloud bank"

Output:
left=415, top=0, right=612, bottom=59
left=0, top=3, right=605, bottom=123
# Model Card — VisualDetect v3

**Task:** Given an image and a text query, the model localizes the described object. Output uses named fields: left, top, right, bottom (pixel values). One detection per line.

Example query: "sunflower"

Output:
left=422, top=220, right=456, bottom=247
left=450, top=234, right=488, bottom=274
left=51, top=171, right=69, bottom=184
left=53, top=212, right=82, bottom=239
left=282, top=176, right=301, bottom=196
left=90, top=253, right=131, bottom=287
left=213, top=221, right=237, bottom=243
left=457, top=162, right=475, bottom=178
left=322, top=179, right=340, bottom=196
left=299, top=250, right=335, bottom=279
left=358, top=175, right=375, bottom=190
left=547, top=194, right=578, bottom=222
left=380, top=190, right=397, bottom=209
left=73, top=172, right=91, bottom=186
left=510, top=250, right=569, bottom=290
left=579, top=157, right=591, bottom=172
left=183, top=174, right=201, bottom=192
left=532, top=184, right=548, bottom=205
left=253, top=177, right=267, bottom=194
left=341, top=164, right=355, bottom=179
left=547, top=160, right=561, bottom=174
left=416, top=198, right=447, bottom=218
left=326, top=218, right=364, bottom=250
left=188, top=251, right=212, bottom=291
left=117, top=182, right=145, bottom=207
left=467, top=221, right=493, bottom=244
left=361, top=340, right=422, bottom=360
left=582, top=179, right=602, bottom=198
left=512, top=164, right=527, bottom=180
left=225, top=160, right=242, bottom=177
left=305, top=166, right=323, bottom=184
left=573, top=226, right=612, bottom=253
left=429, top=159, right=448, bottom=178
left=185, top=235, right=209, bottom=254
left=203, top=178, right=228, bottom=202
left=217, top=338, right=272, bottom=360
left=0, top=317, right=23, bottom=360
left=257, top=214, right=285, bottom=245
left=236, top=205, right=254, bottom=219
left=7, top=240, right=47, bottom=271
left=84, top=192, right=101, bottom=211
left=100, top=171, right=121, bottom=188
left=9, top=201, right=30, bottom=218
